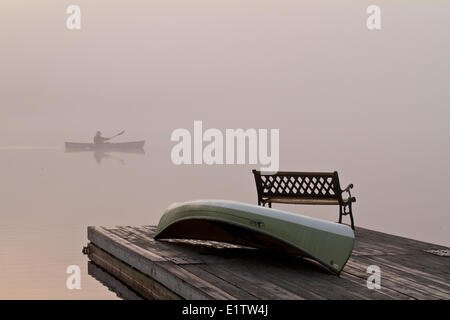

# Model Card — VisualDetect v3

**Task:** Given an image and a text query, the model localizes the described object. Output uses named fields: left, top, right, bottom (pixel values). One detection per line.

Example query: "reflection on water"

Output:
left=65, top=149, right=145, bottom=165
left=87, top=262, right=143, bottom=300
left=94, top=152, right=124, bottom=165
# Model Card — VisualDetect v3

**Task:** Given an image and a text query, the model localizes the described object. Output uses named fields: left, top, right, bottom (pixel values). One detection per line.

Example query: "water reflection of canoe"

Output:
left=65, top=141, right=145, bottom=151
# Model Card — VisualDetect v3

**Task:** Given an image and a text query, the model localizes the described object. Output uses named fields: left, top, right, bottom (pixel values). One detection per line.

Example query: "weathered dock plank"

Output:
left=86, top=226, right=450, bottom=300
left=87, top=226, right=235, bottom=300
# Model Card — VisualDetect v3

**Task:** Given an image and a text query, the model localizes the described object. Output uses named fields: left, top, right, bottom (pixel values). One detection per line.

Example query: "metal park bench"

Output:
left=252, top=170, right=356, bottom=229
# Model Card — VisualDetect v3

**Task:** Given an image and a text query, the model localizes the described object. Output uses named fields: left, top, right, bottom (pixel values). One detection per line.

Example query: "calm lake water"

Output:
left=0, top=141, right=449, bottom=299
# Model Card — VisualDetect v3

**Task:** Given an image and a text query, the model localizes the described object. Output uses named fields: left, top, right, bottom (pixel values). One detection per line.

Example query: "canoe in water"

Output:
left=65, top=141, right=145, bottom=151
left=154, top=200, right=355, bottom=275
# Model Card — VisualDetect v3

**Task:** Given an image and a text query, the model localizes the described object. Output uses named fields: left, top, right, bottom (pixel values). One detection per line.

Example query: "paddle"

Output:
left=109, top=130, right=125, bottom=140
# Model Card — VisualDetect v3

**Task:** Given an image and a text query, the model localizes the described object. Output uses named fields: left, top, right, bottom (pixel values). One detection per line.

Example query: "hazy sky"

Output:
left=1, top=1, right=448, bottom=139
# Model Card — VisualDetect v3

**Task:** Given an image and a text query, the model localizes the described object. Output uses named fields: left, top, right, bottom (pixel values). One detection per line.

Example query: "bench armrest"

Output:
left=341, top=184, right=356, bottom=203
left=342, top=184, right=353, bottom=192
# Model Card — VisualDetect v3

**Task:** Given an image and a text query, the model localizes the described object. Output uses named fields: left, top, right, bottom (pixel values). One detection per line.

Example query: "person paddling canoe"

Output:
left=93, top=130, right=125, bottom=144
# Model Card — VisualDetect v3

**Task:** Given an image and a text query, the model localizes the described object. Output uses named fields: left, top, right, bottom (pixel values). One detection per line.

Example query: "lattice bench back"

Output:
left=253, top=170, right=342, bottom=201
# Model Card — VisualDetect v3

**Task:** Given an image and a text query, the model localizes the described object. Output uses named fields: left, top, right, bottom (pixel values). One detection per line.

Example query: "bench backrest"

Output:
left=252, top=170, right=343, bottom=202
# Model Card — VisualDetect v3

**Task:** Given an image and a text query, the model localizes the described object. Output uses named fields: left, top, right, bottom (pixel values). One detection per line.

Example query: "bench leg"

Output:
left=349, top=211, right=355, bottom=230
left=348, top=203, right=355, bottom=230
left=268, top=203, right=272, bottom=208
left=339, top=204, right=355, bottom=230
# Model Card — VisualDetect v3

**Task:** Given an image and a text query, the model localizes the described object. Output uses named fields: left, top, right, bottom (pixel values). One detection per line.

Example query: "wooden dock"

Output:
left=85, top=225, right=450, bottom=300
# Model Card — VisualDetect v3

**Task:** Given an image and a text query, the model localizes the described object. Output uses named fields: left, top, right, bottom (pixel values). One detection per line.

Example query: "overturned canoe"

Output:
left=65, top=141, right=145, bottom=151
left=154, top=200, right=354, bottom=275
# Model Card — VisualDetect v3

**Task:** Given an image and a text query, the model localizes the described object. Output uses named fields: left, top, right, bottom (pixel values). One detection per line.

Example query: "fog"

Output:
left=1, top=1, right=449, bottom=298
